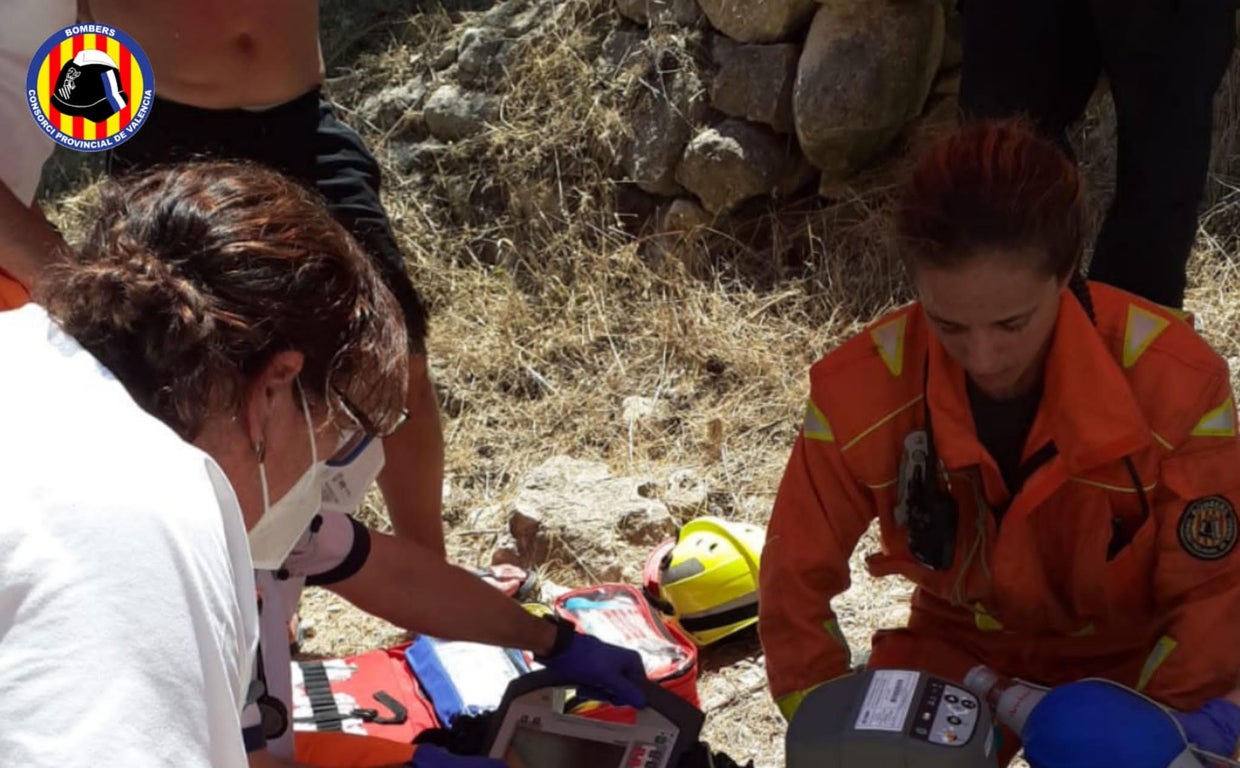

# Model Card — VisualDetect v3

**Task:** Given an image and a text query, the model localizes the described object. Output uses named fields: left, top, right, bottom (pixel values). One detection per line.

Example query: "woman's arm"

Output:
left=1141, top=373, right=1240, bottom=711
left=760, top=390, right=877, bottom=721
left=328, top=532, right=557, bottom=655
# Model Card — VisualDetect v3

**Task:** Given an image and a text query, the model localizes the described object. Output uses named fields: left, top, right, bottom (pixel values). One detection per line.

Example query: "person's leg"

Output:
left=294, top=731, right=417, bottom=767
left=1087, top=0, right=1236, bottom=309
left=958, top=0, right=1102, bottom=155
left=313, top=100, right=428, bottom=352
left=313, top=101, right=445, bottom=553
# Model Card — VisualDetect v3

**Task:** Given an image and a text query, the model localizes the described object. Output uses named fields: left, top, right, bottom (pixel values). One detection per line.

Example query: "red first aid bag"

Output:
left=291, top=643, right=440, bottom=743
left=552, top=583, right=700, bottom=722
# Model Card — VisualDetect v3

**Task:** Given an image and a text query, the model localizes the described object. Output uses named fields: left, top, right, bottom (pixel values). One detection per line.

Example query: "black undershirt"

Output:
left=966, top=378, right=1044, bottom=502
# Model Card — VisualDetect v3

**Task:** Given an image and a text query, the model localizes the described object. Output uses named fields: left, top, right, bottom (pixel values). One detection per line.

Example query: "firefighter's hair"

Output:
left=38, top=161, right=409, bottom=441
left=896, top=118, right=1085, bottom=283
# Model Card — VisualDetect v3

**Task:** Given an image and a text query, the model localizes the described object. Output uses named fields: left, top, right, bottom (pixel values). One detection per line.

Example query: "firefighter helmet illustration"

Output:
left=52, top=49, right=128, bottom=123
left=25, top=24, right=155, bottom=152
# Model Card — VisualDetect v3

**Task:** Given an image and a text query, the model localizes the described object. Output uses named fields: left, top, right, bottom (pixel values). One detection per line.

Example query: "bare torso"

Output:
left=81, top=0, right=324, bottom=109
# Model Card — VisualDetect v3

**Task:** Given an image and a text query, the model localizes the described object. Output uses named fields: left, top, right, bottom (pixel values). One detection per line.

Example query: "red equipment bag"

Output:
left=291, top=642, right=440, bottom=744
left=551, top=583, right=701, bottom=722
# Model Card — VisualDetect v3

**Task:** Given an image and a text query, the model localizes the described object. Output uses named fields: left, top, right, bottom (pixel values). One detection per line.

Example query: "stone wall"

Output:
left=613, top=0, right=955, bottom=220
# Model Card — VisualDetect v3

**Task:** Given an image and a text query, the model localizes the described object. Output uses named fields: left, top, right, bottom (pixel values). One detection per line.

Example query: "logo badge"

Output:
left=1177, top=495, right=1238, bottom=561
left=25, top=24, right=155, bottom=152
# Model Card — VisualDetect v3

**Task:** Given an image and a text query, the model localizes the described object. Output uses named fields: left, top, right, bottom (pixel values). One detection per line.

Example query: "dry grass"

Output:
left=39, top=4, right=1240, bottom=763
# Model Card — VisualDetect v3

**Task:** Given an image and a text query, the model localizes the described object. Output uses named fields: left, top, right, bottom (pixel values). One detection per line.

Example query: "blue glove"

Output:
left=409, top=743, right=507, bottom=768
left=539, top=625, right=649, bottom=709
left=1174, top=699, right=1240, bottom=760
left=1021, top=679, right=1195, bottom=768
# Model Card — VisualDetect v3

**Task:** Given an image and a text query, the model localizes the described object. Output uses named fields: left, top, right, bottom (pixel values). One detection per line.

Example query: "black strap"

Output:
left=1012, top=441, right=1058, bottom=496
left=676, top=602, right=759, bottom=634
left=371, top=691, right=409, bottom=725
left=301, top=661, right=344, bottom=732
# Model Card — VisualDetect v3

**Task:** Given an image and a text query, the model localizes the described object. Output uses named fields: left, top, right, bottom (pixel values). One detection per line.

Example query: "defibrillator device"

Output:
left=485, top=670, right=704, bottom=768
left=786, top=669, right=996, bottom=768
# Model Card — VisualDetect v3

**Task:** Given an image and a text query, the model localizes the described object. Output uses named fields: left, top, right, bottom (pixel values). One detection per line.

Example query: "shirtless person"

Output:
left=76, top=1, right=446, bottom=553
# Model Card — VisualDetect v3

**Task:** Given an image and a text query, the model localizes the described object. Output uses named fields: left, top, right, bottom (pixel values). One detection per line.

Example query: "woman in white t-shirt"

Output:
left=0, top=161, right=412, bottom=767
left=19, top=162, right=650, bottom=768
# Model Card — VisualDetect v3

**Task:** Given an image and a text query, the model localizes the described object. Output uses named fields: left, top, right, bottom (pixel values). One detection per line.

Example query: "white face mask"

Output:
left=248, top=383, right=327, bottom=570
left=321, top=435, right=386, bottom=514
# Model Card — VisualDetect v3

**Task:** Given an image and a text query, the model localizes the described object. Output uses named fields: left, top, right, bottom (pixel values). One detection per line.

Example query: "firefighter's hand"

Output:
left=409, top=744, right=507, bottom=768
left=1173, top=698, right=1240, bottom=762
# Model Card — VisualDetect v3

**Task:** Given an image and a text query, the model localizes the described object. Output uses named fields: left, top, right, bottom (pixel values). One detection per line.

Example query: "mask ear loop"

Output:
left=255, top=441, right=271, bottom=513
left=294, top=378, right=319, bottom=468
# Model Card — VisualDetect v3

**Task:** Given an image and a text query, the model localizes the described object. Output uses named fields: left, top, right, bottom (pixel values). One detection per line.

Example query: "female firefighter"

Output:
left=759, top=120, right=1240, bottom=764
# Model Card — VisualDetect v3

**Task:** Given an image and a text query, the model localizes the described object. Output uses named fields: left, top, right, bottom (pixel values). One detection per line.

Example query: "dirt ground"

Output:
left=41, top=3, right=1240, bottom=766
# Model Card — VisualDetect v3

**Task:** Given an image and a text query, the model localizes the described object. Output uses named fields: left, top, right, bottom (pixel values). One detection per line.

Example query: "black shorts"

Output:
left=107, top=88, right=428, bottom=353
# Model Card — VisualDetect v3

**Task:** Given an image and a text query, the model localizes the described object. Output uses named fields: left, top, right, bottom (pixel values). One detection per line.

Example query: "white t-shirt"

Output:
left=0, top=0, right=73, bottom=204
left=244, top=434, right=384, bottom=757
left=0, top=304, right=259, bottom=767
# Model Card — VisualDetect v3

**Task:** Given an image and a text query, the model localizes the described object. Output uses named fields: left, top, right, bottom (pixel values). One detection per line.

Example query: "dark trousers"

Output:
left=959, top=0, right=1236, bottom=309
left=107, top=90, right=428, bottom=351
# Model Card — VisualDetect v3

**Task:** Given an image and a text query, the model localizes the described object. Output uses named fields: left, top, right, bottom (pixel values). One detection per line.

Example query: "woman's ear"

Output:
left=242, top=351, right=306, bottom=449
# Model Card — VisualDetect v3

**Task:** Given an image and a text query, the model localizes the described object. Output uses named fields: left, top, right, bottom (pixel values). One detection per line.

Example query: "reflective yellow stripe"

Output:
left=777, top=688, right=815, bottom=721
left=871, top=315, right=908, bottom=378
left=973, top=603, right=1004, bottom=632
left=1069, top=476, right=1158, bottom=494
left=776, top=621, right=854, bottom=721
left=843, top=394, right=924, bottom=452
left=1123, top=305, right=1171, bottom=368
left=1192, top=396, right=1237, bottom=438
left=825, top=618, right=850, bottom=656
left=1136, top=636, right=1178, bottom=692
left=803, top=398, right=834, bottom=442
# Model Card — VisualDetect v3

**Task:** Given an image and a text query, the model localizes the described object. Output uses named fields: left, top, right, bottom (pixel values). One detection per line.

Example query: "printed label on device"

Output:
left=855, top=670, right=918, bottom=732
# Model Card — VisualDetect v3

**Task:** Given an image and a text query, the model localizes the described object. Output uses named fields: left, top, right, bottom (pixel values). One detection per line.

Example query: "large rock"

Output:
left=457, top=27, right=509, bottom=86
left=424, top=85, right=500, bottom=141
left=616, top=0, right=702, bottom=26
left=494, top=457, right=677, bottom=583
left=624, top=63, right=708, bottom=196
left=794, top=0, right=945, bottom=182
left=696, top=0, right=817, bottom=43
left=357, top=82, right=427, bottom=131
left=710, top=37, right=799, bottom=133
left=675, top=119, right=813, bottom=213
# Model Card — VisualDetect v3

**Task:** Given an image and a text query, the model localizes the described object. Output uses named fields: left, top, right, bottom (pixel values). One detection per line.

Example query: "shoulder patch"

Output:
left=1178, top=496, right=1238, bottom=561
left=871, top=315, right=907, bottom=378
left=1123, top=304, right=1171, bottom=368
left=803, top=399, right=834, bottom=442
left=1191, top=395, right=1237, bottom=438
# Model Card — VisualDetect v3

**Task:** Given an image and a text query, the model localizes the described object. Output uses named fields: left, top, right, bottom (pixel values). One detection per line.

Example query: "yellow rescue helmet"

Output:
left=644, top=517, right=764, bottom=647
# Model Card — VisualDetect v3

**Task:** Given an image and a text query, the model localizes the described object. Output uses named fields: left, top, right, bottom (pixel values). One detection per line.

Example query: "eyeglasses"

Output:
left=333, top=386, right=410, bottom=440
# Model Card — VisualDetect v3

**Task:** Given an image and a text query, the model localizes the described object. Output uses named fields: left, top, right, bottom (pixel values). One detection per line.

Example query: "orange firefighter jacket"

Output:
left=760, top=282, right=1240, bottom=718
left=0, top=267, right=28, bottom=310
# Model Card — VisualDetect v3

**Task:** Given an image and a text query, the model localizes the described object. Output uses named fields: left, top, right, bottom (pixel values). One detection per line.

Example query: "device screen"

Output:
left=503, top=724, right=629, bottom=768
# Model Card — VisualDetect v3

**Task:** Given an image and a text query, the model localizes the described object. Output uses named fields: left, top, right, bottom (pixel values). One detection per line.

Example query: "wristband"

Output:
left=533, top=615, right=576, bottom=663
